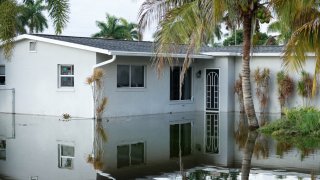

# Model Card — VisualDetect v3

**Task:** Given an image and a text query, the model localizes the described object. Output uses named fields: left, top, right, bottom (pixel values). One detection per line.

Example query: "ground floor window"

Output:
left=58, top=65, right=74, bottom=88
left=117, top=65, right=145, bottom=88
left=58, top=144, right=75, bottom=169
left=170, top=67, right=192, bottom=100
left=170, top=123, right=191, bottom=158
left=117, top=142, right=145, bottom=168
left=0, top=65, right=5, bottom=85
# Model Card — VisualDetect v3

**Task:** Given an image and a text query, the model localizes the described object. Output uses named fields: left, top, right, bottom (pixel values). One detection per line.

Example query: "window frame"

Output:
left=117, top=141, right=145, bottom=168
left=29, top=41, right=37, bottom=52
left=0, top=65, right=5, bottom=86
left=117, top=64, right=146, bottom=88
left=170, top=66, right=193, bottom=101
left=58, top=64, right=75, bottom=88
left=0, top=139, right=6, bottom=160
left=58, top=144, right=75, bottom=169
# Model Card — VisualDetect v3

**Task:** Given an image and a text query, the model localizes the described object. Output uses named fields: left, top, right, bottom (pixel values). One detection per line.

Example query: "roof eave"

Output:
left=109, top=51, right=213, bottom=59
left=13, top=34, right=112, bottom=55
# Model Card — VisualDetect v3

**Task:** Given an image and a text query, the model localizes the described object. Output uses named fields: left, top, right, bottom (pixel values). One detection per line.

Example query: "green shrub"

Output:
left=259, top=107, right=320, bottom=137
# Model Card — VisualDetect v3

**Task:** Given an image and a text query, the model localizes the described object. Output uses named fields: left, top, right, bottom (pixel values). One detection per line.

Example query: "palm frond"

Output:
left=46, top=0, right=69, bottom=34
left=0, top=0, right=18, bottom=59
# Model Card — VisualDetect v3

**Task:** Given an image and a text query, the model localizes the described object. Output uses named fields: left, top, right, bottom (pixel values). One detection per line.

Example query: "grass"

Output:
left=259, top=106, right=320, bottom=136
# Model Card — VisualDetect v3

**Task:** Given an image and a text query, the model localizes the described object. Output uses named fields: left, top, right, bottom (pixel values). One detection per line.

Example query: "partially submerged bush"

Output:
left=260, top=107, right=320, bottom=136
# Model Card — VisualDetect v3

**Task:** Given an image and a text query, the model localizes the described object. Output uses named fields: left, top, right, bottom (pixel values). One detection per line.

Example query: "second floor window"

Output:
left=117, top=65, right=145, bottom=88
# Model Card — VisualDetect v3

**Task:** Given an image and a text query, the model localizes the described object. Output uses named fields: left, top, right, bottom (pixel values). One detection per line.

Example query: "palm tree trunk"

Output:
left=241, top=130, right=258, bottom=180
left=242, top=11, right=259, bottom=129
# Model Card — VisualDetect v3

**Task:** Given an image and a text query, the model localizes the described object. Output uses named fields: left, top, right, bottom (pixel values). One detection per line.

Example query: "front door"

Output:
left=206, top=69, right=219, bottom=111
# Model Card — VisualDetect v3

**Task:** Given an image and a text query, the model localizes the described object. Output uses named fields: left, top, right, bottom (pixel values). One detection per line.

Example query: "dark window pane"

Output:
left=117, top=65, right=129, bottom=87
left=0, top=77, right=5, bottom=85
left=61, top=145, right=74, bottom=156
left=181, top=68, right=192, bottom=100
left=60, top=65, right=73, bottom=75
left=131, top=66, right=144, bottom=87
left=0, top=140, right=6, bottom=160
left=0, top=66, right=5, bottom=75
left=61, top=77, right=74, bottom=87
left=180, top=123, right=191, bottom=156
left=170, top=67, right=180, bottom=100
left=131, top=143, right=144, bottom=165
left=170, top=124, right=180, bottom=157
left=117, top=145, right=130, bottom=168
left=170, top=67, right=192, bottom=100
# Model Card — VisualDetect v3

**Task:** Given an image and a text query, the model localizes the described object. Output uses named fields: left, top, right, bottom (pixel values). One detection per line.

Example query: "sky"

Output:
left=43, top=0, right=273, bottom=42
left=44, top=0, right=155, bottom=41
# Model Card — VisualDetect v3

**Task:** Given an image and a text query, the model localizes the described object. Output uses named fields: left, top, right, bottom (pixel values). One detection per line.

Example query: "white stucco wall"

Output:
left=98, top=55, right=236, bottom=117
left=234, top=55, right=318, bottom=113
left=100, top=56, right=201, bottom=117
left=0, top=40, right=95, bottom=118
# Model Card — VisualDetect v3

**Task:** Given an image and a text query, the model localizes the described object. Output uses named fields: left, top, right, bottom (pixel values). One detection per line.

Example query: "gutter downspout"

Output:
left=92, top=55, right=117, bottom=70
left=91, top=55, right=117, bottom=162
left=91, top=54, right=117, bottom=120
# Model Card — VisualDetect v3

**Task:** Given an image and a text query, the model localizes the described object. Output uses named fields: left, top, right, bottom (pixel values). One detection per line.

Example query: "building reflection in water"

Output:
left=0, top=113, right=96, bottom=180
left=1, top=112, right=320, bottom=179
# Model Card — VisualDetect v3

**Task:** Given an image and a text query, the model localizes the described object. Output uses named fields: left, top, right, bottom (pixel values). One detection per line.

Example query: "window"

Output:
left=58, top=65, right=74, bottom=88
left=58, top=144, right=75, bottom=169
left=170, top=123, right=191, bottom=158
left=117, top=65, right=145, bottom=88
left=29, top=41, right=37, bottom=52
left=0, top=140, right=6, bottom=160
left=0, top=65, right=5, bottom=85
left=117, top=142, right=145, bottom=168
left=170, top=67, right=192, bottom=100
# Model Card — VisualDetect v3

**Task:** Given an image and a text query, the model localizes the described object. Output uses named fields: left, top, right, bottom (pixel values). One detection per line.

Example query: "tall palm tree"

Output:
left=92, top=13, right=142, bottom=41
left=19, top=0, right=48, bottom=34
left=138, top=0, right=274, bottom=129
left=0, top=0, right=69, bottom=59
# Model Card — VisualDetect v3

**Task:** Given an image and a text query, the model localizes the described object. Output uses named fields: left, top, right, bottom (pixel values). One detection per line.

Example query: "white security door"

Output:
left=206, top=69, right=219, bottom=111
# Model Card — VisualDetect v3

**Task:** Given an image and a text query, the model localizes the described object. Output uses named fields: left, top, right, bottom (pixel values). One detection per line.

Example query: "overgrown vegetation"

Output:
left=297, top=71, right=314, bottom=106
left=277, top=71, right=294, bottom=114
left=254, top=67, right=270, bottom=115
left=86, top=68, right=108, bottom=170
left=260, top=107, right=320, bottom=137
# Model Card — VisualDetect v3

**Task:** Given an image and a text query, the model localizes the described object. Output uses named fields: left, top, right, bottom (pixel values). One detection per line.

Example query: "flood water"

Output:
left=0, top=112, right=319, bottom=180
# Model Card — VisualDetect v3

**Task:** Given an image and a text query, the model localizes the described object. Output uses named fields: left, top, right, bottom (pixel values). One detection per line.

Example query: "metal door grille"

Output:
left=205, top=113, right=219, bottom=154
left=206, top=70, right=219, bottom=111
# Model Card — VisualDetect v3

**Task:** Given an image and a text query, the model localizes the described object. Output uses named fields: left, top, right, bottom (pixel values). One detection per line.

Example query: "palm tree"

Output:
left=276, top=0, right=319, bottom=96
left=138, top=0, right=274, bottom=129
left=0, top=0, right=69, bottom=59
left=18, top=0, right=48, bottom=34
left=92, top=13, right=142, bottom=40
left=119, top=18, right=142, bottom=40
left=267, top=21, right=292, bottom=45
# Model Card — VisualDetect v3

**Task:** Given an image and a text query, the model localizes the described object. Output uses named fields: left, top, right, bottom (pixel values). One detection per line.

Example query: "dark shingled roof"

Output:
left=33, top=34, right=284, bottom=54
